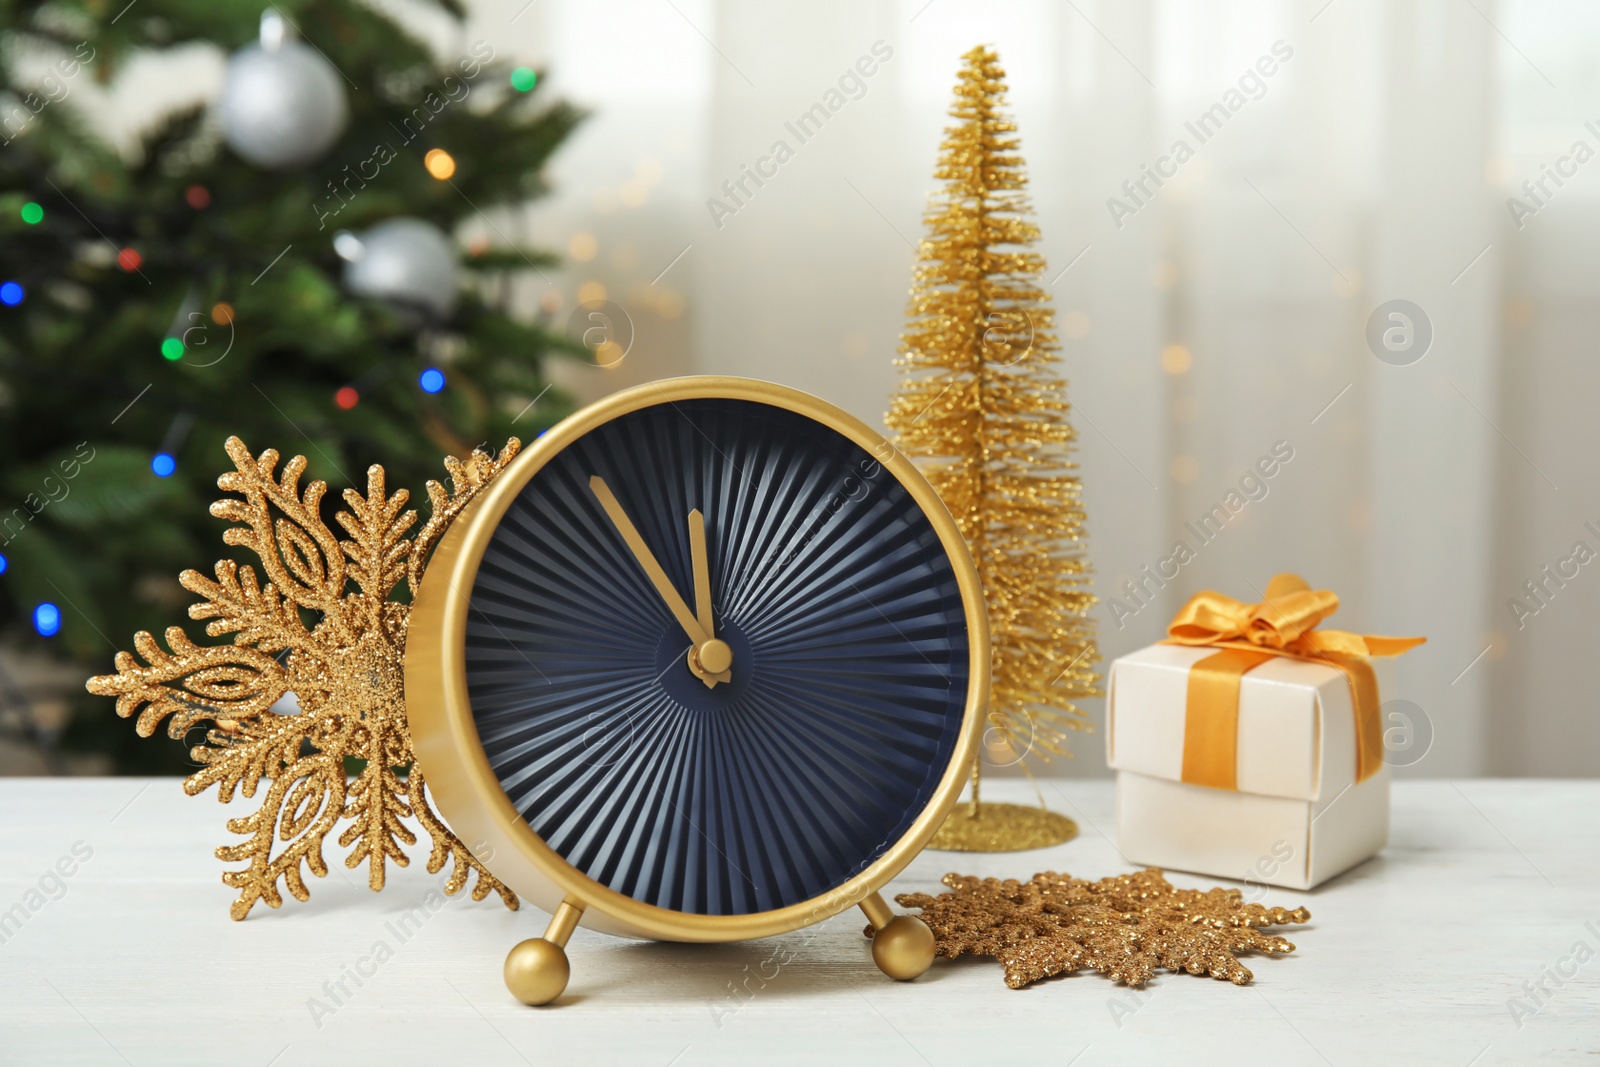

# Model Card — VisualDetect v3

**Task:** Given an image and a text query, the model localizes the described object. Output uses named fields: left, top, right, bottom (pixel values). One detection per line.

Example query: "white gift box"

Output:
left=1105, top=643, right=1388, bottom=890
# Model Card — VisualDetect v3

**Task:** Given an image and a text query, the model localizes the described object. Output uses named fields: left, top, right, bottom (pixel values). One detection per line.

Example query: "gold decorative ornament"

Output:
left=876, top=868, right=1309, bottom=989
left=406, top=376, right=990, bottom=1004
left=86, top=437, right=521, bottom=919
left=886, top=44, right=1099, bottom=851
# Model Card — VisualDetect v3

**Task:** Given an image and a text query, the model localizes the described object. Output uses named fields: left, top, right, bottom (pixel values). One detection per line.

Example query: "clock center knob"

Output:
left=694, top=639, right=732, bottom=671
left=695, top=638, right=733, bottom=675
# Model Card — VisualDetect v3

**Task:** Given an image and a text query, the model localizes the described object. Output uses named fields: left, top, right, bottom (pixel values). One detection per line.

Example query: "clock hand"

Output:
left=589, top=476, right=731, bottom=686
left=687, top=509, right=731, bottom=681
left=590, top=475, right=705, bottom=642
left=688, top=509, right=713, bottom=637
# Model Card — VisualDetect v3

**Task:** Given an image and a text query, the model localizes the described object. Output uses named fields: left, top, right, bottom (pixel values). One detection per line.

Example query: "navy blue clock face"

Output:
left=462, top=397, right=970, bottom=915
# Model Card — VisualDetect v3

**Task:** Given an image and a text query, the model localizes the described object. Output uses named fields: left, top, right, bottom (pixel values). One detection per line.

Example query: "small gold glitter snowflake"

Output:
left=874, top=868, right=1309, bottom=988
left=88, top=437, right=522, bottom=920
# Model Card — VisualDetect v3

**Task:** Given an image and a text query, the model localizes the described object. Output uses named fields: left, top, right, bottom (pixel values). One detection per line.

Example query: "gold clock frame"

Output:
left=405, top=376, right=989, bottom=1004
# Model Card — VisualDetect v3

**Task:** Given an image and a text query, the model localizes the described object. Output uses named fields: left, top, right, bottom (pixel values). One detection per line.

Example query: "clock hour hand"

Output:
left=589, top=476, right=730, bottom=686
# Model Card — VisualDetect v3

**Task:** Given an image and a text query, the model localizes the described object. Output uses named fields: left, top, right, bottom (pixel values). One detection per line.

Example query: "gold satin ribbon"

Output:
left=1163, top=573, right=1426, bottom=791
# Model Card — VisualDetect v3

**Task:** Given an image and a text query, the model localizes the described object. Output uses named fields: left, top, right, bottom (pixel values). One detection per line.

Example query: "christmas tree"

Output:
left=0, top=1, right=582, bottom=773
left=885, top=45, right=1097, bottom=849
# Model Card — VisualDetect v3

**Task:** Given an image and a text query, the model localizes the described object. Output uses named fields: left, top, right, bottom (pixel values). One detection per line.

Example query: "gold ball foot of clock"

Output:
left=870, top=916, right=937, bottom=980
left=927, top=802, right=1078, bottom=852
left=504, top=939, right=568, bottom=1006
left=504, top=899, right=583, bottom=1005
left=860, top=892, right=935, bottom=980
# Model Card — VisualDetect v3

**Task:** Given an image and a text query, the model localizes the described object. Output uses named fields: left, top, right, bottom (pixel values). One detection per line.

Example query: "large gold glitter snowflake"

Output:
left=88, top=436, right=522, bottom=920
left=875, top=868, right=1310, bottom=988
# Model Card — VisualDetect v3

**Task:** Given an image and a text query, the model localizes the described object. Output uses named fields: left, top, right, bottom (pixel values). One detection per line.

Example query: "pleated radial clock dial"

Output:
left=407, top=377, right=988, bottom=1004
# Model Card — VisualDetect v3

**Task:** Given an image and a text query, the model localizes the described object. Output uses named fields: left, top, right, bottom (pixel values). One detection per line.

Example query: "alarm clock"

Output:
left=406, top=376, right=987, bottom=1004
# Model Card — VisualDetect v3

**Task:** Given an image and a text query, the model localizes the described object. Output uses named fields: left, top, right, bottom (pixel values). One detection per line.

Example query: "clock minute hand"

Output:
left=687, top=509, right=731, bottom=684
left=589, top=475, right=708, bottom=646
left=687, top=509, right=714, bottom=639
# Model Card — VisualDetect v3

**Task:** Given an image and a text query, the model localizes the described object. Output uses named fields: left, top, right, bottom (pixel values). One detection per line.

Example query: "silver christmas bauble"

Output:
left=218, top=39, right=348, bottom=169
left=338, top=218, right=460, bottom=321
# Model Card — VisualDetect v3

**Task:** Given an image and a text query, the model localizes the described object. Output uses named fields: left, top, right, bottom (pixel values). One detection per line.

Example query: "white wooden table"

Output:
left=1, top=778, right=1596, bottom=1066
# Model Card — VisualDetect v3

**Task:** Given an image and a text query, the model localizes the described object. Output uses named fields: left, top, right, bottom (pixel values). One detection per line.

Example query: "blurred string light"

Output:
left=33, top=602, right=61, bottom=637
left=567, top=231, right=597, bottom=263
left=1060, top=310, right=1091, bottom=339
left=1160, top=343, right=1192, bottom=374
left=419, top=368, right=445, bottom=394
left=0, top=552, right=8, bottom=574
left=510, top=66, right=537, bottom=92
left=335, top=386, right=359, bottom=409
left=0, top=281, right=22, bottom=306
left=185, top=184, right=210, bottom=209
left=211, top=302, right=234, bottom=325
left=424, top=148, right=456, bottom=180
left=117, top=248, right=142, bottom=272
left=161, top=337, right=184, bottom=360
left=20, top=201, right=43, bottom=224
left=152, top=413, right=192, bottom=481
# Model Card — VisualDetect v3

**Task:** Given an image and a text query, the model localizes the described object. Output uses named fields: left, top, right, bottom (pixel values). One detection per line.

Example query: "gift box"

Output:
left=1105, top=574, right=1423, bottom=891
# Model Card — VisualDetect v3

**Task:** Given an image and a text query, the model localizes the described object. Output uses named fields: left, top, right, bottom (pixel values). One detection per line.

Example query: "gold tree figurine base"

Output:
left=928, top=802, right=1078, bottom=853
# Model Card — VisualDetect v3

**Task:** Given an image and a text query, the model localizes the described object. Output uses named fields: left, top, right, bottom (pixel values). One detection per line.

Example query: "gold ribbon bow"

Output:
left=1162, top=574, right=1425, bottom=791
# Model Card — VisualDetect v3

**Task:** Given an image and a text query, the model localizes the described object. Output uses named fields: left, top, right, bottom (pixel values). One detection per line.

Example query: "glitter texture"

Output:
left=884, top=46, right=1098, bottom=776
left=873, top=868, right=1311, bottom=989
left=87, top=436, right=522, bottom=919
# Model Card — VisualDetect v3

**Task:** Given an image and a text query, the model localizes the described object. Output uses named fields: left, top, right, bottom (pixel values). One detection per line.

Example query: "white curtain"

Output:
left=106, top=0, right=1595, bottom=776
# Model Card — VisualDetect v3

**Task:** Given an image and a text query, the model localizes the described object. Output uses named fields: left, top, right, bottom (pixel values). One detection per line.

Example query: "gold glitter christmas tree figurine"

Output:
left=886, top=45, right=1098, bottom=851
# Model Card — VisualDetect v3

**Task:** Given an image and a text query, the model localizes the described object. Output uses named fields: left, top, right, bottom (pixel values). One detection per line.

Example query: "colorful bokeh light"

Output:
left=33, top=602, right=61, bottom=637
left=424, top=149, right=456, bottom=180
